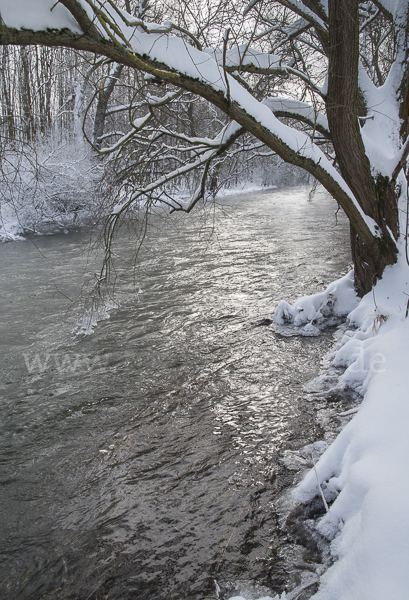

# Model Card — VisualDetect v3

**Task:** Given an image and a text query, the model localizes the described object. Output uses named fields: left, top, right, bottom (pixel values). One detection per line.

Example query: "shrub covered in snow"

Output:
left=0, top=139, right=102, bottom=240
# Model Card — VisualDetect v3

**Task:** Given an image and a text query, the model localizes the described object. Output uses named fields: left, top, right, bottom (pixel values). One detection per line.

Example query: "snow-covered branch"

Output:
left=263, top=97, right=330, bottom=138
left=0, top=0, right=405, bottom=294
left=204, top=45, right=292, bottom=76
left=0, top=1, right=386, bottom=247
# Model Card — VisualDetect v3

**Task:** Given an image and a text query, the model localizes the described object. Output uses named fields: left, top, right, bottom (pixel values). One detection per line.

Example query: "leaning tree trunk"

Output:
left=327, top=0, right=399, bottom=296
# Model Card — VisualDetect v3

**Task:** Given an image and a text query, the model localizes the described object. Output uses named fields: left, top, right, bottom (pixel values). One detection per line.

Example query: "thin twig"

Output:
left=293, top=579, right=319, bottom=599
left=311, top=452, right=328, bottom=513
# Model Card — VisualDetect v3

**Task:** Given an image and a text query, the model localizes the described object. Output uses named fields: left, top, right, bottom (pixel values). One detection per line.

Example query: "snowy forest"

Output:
left=0, top=3, right=305, bottom=245
left=2, top=2, right=409, bottom=600
left=1, top=0, right=406, bottom=294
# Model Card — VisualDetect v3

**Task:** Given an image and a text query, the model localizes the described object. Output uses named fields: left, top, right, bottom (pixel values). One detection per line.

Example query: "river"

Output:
left=0, top=186, right=350, bottom=600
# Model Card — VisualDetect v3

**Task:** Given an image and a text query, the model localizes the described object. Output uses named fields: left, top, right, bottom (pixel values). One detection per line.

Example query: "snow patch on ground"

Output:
left=277, top=252, right=409, bottom=599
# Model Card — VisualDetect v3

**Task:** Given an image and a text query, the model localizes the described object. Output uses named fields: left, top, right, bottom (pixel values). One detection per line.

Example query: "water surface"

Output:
left=0, top=187, right=351, bottom=599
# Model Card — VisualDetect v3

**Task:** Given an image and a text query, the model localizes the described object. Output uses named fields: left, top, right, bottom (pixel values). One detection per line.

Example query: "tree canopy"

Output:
left=1, top=0, right=409, bottom=294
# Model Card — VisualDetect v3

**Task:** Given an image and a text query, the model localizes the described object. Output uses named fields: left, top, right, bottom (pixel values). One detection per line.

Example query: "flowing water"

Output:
left=0, top=187, right=351, bottom=600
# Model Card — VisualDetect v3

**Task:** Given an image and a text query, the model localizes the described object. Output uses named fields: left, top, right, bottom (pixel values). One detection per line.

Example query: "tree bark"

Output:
left=327, top=0, right=398, bottom=295
left=93, top=63, right=123, bottom=149
left=1, top=47, right=15, bottom=139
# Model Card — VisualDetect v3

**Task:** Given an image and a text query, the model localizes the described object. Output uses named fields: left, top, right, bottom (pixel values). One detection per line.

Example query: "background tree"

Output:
left=0, top=0, right=408, bottom=294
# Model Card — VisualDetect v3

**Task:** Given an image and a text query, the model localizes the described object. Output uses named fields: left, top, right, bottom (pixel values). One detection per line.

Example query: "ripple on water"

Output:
left=0, top=187, right=350, bottom=599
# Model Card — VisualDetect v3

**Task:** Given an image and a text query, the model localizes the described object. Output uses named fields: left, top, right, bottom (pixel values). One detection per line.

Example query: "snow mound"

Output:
left=291, top=254, right=409, bottom=599
left=273, top=271, right=358, bottom=336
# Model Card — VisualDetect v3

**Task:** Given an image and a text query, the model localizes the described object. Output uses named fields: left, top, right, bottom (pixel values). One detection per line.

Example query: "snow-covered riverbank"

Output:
left=296, top=256, right=409, bottom=599
left=232, top=252, right=409, bottom=600
left=0, top=182, right=285, bottom=242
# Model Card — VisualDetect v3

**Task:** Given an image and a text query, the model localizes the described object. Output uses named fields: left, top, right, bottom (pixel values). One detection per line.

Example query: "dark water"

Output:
left=0, top=187, right=350, bottom=600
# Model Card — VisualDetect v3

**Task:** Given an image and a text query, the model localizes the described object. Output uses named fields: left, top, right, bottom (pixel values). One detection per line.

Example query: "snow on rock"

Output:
left=291, top=252, right=409, bottom=599
left=273, top=271, right=358, bottom=336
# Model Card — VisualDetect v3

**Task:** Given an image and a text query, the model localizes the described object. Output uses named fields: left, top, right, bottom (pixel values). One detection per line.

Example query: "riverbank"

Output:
left=232, top=251, right=409, bottom=600
left=0, top=183, right=283, bottom=242
left=296, top=252, right=409, bottom=599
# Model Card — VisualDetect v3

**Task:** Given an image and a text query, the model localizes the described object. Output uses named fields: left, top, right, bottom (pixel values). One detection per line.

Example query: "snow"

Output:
left=0, top=140, right=101, bottom=240
left=216, top=184, right=278, bottom=198
left=0, top=0, right=82, bottom=32
left=276, top=248, right=409, bottom=599
left=0, top=202, right=25, bottom=242
left=1, top=0, right=379, bottom=238
left=378, top=0, right=399, bottom=15
left=262, top=98, right=330, bottom=136
left=3, top=3, right=409, bottom=598
left=274, top=271, right=359, bottom=336
left=281, top=17, right=309, bottom=39
left=204, top=46, right=285, bottom=72
left=359, top=64, right=402, bottom=178
left=123, top=24, right=381, bottom=236
left=228, top=597, right=281, bottom=600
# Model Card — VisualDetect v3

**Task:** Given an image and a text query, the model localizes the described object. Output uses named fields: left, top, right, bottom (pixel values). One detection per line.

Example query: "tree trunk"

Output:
left=93, top=63, right=123, bottom=149
left=1, top=47, right=15, bottom=139
left=327, top=0, right=398, bottom=296
left=20, top=47, right=35, bottom=140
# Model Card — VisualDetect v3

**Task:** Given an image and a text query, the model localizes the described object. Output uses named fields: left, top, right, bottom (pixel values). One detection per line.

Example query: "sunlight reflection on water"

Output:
left=0, top=186, right=350, bottom=600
